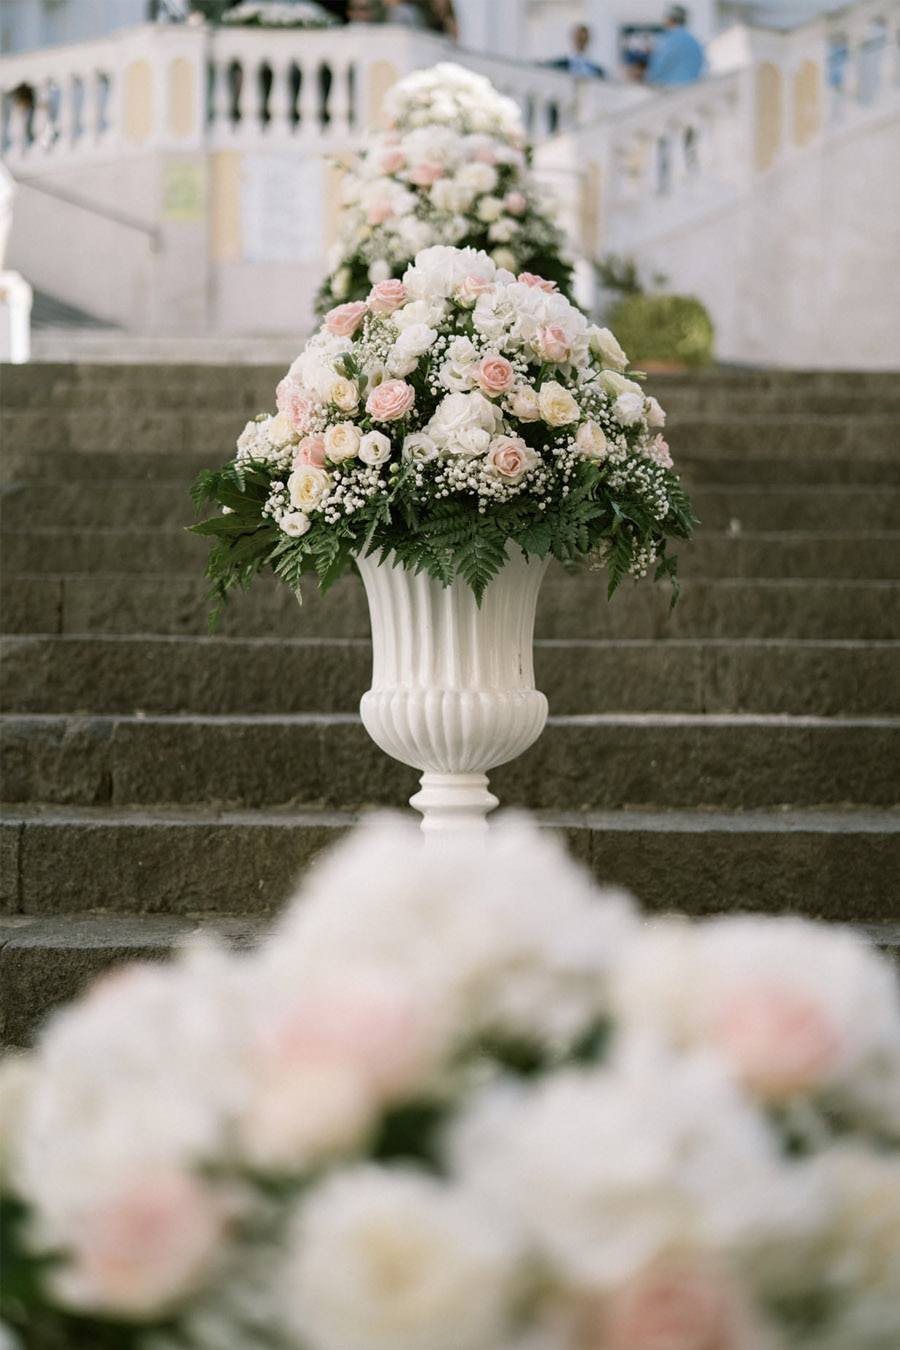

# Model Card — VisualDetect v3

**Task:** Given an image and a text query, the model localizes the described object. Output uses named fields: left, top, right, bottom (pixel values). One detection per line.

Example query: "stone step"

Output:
left=3, top=481, right=895, bottom=532
left=3, top=408, right=900, bottom=455
left=2, top=808, right=898, bottom=924
left=3, top=635, right=899, bottom=718
left=6, top=446, right=897, bottom=489
left=4, top=573, right=897, bottom=641
left=4, top=903, right=899, bottom=1048
left=3, top=528, right=896, bottom=581
left=3, top=712, right=898, bottom=812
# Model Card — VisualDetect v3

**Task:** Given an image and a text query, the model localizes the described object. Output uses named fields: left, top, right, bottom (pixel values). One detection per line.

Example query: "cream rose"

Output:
left=599, top=369, right=643, bottom=398
left=589, top=325, right=629, bottom=371
left=476, top=195, right=504, bottom=224
left=330, top=377, right=360, bottom=413
left=486, top=435, right=539, bottom=483
left=288, top=464, right=331, bottom=511
left=576, top=419, right=608, bottom=461
left=645, top=396, right=667, bottom=428
left=367, top=279, right=407, bottom=315
left=504, top=191, right=527, bottom=216
left=476, top=354, right=515, bottom=397
left=280, top=511, right=311, bottom=538
left=491, top=248, right=518, bottom=272
left=324, top=302, right=367, bottom=338
left=331, top=266, right=351, bottom=300
left=324, top=422, right=362, bottom=463
left=508, top=385, right=541, bottom=422
left=359, top=431, right=392, bottom=467
left=539, top=380, right=580, bottom=426
left=366, top=379, right=416, bottom=422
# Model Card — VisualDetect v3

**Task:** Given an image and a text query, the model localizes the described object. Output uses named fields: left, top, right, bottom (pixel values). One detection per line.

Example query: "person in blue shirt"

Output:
left=647, top=5, right=706, bottom=87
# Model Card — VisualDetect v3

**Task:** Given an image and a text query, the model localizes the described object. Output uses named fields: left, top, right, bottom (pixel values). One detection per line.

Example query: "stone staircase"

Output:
left=2, top=364, right=899, bottom=1043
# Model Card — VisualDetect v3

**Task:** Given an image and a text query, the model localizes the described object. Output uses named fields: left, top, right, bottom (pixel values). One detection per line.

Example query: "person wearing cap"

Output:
left=647, top=5, right=705, bottom=87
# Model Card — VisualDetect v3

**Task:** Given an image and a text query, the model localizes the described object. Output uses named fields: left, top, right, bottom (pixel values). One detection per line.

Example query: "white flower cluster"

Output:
left=322, top=64, right=568, bottom=307
left=239, top=245, right=674, bottom=558
left=220, top=0, right=336, bottom=27
left=3, top=816, right=900, bottom=1350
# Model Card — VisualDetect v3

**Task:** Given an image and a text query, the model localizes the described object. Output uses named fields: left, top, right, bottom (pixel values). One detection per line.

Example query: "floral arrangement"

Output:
left=3, top=815, right=900, bottom=1350
left=220, top=1, right=337, bottom=27
left=192, top=245, right=692, bottom=619
left=318, top=64, right=573, bottom=310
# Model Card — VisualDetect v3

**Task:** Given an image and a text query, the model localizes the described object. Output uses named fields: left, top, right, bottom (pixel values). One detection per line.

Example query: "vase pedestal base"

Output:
left=409, top=772, right=499, bottom=834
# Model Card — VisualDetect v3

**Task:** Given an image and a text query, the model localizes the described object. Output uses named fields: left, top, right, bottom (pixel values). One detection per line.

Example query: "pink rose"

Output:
left=367, top=201, right=394, bottom=225
left=368, top=278, right=407, bottom=315
left=379, top=148, right=406, bottom=174
left=712, top=981, right=843, bottom=1101
left=324, top=302, right=367, bottom=337
left=518, top=271, right=558, bottom=293
left=486, top=435, right=537, bottom=483
left=64, top=1171, right=223, bottom=1317
left=408, top=161, right=445, bottom=186
left=293, top=435, right=327, bottom=468
left=603, top=1260, right=749, bottom=1350
left=366, top=378, right=415, bottom=421
left=536, top=323, right=572, bottom=363
left=473, top=145, right=497, bottom=164
left=504, top=191, right=527, bottom=215
left=455, top=274, right=495, bottom=306
left=476, top=354, right=515, bottom=396
left=648, top=435, right=673, bottom=469
left=276, top=378, right=316, bottom=434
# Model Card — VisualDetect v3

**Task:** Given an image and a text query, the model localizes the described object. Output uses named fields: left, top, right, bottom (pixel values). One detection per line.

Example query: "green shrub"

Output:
left=608, top=292, right=715, bottom=368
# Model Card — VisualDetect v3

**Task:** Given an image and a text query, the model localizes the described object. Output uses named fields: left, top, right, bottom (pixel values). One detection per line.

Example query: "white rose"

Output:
left=427, top=391, right=502, bottom=448
left=589, top=325, right=628, bottom=371
left=476, top=195, right=504, bottom=224
left=599, top=369, right=643, bottom=398
left=575, top=419, right=608, bottom=460
left=331, top=266, right=352, bottom=300
left=614, top=392, right=646, bottom=426
left=451, top=426, right=492, bottom=457
left=289, top=464, right=332, bottom=511
left=645, top=395, right=667, bottom=428
left=359, top=430, right=392, bottom=467
left=488, top=217, right=519, bottom=244
left=491, top=247, right=518, bottom=272
left=392, top=299, right=445, bottom=333
left=538, top=381, right=580, bottom=427
left=431, top=178, right=473, bottom=214
left=324, top=422, right=362, bottom=463
left=387, top=322, right=438, bottom=377
left=330, top=377, right=360, bottom=413
left=280, top=511, right=312, bottom=538
left=402, top=432, right=439, bottom=463
left=457, top=162, right=498, bottom=194
left=280, top=1166, right=518, bottom=1350
left=367, top=259, right=391, bottom=284
left=269, top=411, right=299, bottom=448
left=508, top=386, right=541, bottom=422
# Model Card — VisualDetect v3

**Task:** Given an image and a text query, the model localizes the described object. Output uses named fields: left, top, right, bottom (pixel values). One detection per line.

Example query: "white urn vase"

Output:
left=356, top=548, right=549, bottom=833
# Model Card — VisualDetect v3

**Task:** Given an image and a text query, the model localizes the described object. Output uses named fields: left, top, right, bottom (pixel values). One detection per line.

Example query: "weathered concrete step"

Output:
left=4, top=528, right=897, bottom=581
left=4, top=904, right=898, bottom=1047
left=0, top=911, right=265, bottom=1046
left=6, top=447, right=896, bottom=489
left=3, top=482, right=895, bottom=531
left=4, top=574, right=897, bottom=641
left=2, top=806, right=898, bottom=1043
left=4, top=636, right=899, bottom=718
left=3, top=807, right=898, bottom=923
left=3, top=712, right=898, bottom=811
left=3, top=409, right=899, bottom=454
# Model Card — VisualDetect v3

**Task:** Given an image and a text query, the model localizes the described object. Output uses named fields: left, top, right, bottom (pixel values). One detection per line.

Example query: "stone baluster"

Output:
left=328, top=58, right=353, bottom=141
left=268, top=58, right=295, bottom=139
left=297, top=57, right=320, bottom=142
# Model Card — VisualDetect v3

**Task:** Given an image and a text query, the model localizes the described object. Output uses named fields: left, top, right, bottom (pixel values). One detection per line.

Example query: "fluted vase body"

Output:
left=356, top=547, right=549, bottom=832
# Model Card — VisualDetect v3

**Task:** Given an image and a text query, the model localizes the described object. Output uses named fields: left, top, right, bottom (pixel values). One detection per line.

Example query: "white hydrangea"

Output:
left=403, top=245, right=497, bottom=303
left=278, top=1165, right=520, bottom=1350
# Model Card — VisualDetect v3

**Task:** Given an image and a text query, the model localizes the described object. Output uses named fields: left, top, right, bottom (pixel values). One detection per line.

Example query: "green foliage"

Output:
left=608, top=292, right=715, bottom=369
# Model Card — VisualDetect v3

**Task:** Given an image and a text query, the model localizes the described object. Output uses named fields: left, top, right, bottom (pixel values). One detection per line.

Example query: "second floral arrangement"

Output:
left=193, top=245, right=693, bottom=617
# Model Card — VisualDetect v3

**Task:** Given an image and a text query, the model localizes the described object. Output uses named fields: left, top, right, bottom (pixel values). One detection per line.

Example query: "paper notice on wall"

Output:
left=241, top=153, right=322, bottom=264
